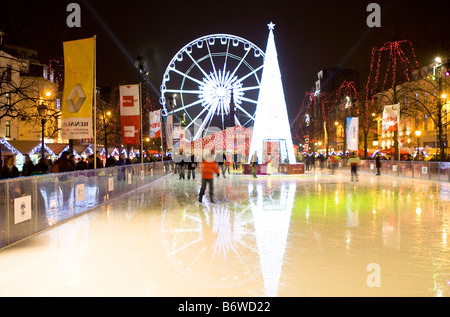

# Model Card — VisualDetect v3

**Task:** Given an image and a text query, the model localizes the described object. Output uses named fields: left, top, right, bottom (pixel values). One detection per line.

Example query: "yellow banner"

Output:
left=62, top=37, right=95, bottom=139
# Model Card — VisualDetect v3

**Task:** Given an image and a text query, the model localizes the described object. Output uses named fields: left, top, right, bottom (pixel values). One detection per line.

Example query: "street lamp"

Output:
left=415, top=130, right=422, bottom=161
left=37, top=102, right=48, bottom=160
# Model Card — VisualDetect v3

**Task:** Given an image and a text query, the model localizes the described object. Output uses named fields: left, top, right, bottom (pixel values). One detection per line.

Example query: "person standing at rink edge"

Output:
left=348, top=152, right=361, bottom=182
left=375, top=153, right=381, bottom=175
left=198, top=153, right=220, bottom=203
left=187, top=154, right=198, bottom=180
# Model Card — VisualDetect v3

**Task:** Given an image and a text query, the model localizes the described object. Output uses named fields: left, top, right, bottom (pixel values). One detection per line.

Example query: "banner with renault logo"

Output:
left=119, top=84, right=141, bottom=145
left=62, top=37, right=95, bottom=139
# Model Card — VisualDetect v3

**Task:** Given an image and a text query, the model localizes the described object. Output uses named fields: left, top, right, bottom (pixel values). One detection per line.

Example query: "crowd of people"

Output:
left=0, top=150, right=163, bottom=180
left=173, top=150, right=245, bottom=181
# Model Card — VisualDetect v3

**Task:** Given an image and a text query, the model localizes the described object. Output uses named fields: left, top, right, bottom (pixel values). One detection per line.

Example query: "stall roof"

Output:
left=5, top=140, right=44, bottom=155
left=46, top=143, right=69, bottom=156
left=0, top=139, right=70, bottom=156
left=73, top=145, right=90, bottom=155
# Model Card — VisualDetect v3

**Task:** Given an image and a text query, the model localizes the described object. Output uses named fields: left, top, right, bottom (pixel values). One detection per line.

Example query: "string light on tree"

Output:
left=249, top=23, right=296, bottom=164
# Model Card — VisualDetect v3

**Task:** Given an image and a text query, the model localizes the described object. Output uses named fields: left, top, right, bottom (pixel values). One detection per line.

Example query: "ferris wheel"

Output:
left=160, top=34, right=265, bottom=141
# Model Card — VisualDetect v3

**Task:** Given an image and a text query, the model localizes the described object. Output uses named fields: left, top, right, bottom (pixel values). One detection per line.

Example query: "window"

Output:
left=5, top=121, right=11, bottom=138
left=6, top=93, right=11, bottom=106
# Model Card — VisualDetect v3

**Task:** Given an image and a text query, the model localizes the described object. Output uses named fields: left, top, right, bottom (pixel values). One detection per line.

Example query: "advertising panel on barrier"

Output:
left=14, top=196, right=32, bottom=225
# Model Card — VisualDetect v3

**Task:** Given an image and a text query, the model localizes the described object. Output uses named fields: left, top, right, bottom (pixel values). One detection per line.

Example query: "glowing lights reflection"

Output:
left=416, top=206, right=422, bottom=217
left=162, top=180, right=296, bottom=296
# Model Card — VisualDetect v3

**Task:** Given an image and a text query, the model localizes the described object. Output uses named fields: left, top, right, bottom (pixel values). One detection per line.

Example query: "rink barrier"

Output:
left=334, top=160, right=450, bottom=182
left=0, top=161, right=175, bottom=250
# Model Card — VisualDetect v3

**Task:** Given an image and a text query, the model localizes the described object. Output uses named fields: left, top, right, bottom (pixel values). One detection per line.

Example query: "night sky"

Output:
left=1, top=0, right=450, bottom=119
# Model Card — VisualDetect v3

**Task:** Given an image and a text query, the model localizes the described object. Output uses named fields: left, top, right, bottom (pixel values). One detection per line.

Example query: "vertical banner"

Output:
left=149, top=110, right=161, bottom=138
left=346, top=117, right=359, bottom=151
left=180, top=128, right=186, bottom=150
left=323, top=121, right=328, bottom=145
left=382, top=104, right=400, bottom=132
left=119, top=85, right=141, bottom=145
left=62, top=37, right=95, bottom=139
left=163, top=114, right=174, bottom=150
left=173, top=122, right=180, bottom=149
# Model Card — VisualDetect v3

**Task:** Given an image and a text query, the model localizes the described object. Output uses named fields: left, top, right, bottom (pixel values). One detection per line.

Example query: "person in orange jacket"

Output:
left=199, top=153, right=220, bottom=203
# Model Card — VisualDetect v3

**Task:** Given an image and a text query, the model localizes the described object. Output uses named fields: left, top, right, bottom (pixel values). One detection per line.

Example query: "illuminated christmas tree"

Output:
left=249, top=23, right=296, bottom=164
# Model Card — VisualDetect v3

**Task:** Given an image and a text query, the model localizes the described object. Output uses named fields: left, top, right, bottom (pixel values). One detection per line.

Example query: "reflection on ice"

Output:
left=162, top=179, right=297, bottom=296
left=249, top=182, right=296, bottom=297
left=2, top=170, right=449, bottom=297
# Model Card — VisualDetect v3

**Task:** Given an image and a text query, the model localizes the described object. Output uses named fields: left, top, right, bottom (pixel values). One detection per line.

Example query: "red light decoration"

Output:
left=366, top=40, right=423, bottom=101
left=364, top=40, right=423, bottom=138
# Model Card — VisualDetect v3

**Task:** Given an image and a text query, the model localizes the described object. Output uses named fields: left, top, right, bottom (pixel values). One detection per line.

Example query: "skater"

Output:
left=215, top=151, right=226, bottom=178
left=225, top=152, right=232, bottom=175
left=375, top=153, right=381, bottom=175
left=329, top=154, right=336, bottom=175
left=319, top=153, right=325, bottom=169
left=305, top=154, right=310, bottom=172
left=265, top=152, right=272, bottom=175
left=250, top=151, right=258, bottom=178
left=187, top=154, right=198, bottom=180
left=177, top=150, right=186, bottom=180
left=348, top=152, right=361, bottom=182
left=233, top=150, right=239, bottom=170
left=198, top=153, right=220, bottom=203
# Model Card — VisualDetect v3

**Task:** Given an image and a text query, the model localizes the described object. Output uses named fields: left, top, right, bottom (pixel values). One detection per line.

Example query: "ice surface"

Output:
left=0, top=169, right=448, bottom=297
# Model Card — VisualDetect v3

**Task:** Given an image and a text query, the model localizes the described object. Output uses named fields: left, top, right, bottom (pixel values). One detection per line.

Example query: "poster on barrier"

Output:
left=76, top=184, right=85, bottom=202
left=108, top=177, right=114, bottom=192
left=14, top=196, right=32, bottom=225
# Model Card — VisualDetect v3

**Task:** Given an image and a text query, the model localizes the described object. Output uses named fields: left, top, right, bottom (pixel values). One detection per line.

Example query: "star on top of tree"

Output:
left=267, top=22, right=275, bottom=30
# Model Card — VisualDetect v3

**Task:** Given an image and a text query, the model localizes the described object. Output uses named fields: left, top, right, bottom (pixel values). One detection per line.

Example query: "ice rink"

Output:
left=0, top=168, right=449, bottom=297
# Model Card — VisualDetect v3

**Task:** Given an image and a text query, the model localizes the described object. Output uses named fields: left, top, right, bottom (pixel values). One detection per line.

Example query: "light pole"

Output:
left=37, top=102, right=48, bottom=160
left=103, top=110, right=112, bottom=158
left=415, top=130, right=422, bottom=161
left=434, top=57, right=448, bottom=161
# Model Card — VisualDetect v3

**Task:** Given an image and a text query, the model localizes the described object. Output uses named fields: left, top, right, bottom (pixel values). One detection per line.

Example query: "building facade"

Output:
left=0, top=44, right=59, bottom=144
left=374, top=59, right=450, bottom=160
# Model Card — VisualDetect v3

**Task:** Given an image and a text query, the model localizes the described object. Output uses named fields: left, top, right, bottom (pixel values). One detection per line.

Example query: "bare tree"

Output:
left=402, top=70, right=450, bottom=161
left=1, top=52, right=60, bottom=141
